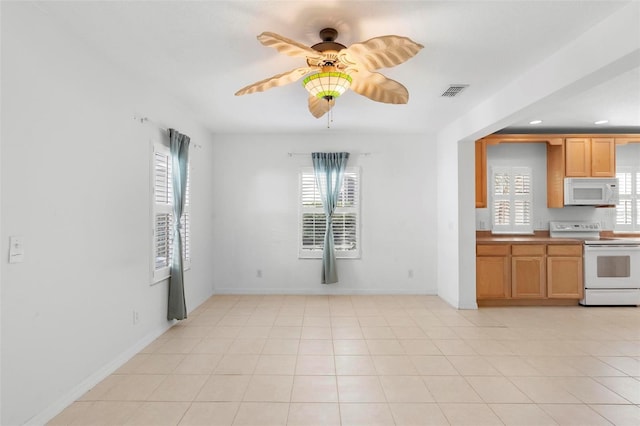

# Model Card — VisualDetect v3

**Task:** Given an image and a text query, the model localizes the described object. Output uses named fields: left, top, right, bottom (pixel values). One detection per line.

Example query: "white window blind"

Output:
left=491, top=166, right=533, bottom=234
left=153, top=145, right=191, bottom=282
left=299, top=167, right=360, bottom=258
left=615, top=168, right=640, bottom=232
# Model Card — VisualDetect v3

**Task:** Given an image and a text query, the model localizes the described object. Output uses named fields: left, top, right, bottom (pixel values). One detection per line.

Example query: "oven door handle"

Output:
left=585, top=245, right=640, bottom=251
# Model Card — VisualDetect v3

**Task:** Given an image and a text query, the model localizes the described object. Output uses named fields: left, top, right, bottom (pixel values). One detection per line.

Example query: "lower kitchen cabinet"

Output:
left=512, top=257, right=546, bottom=298
left=476, top=245, right=510, bottom=299
left=477, top=242, right=583, bottom=305
left=512, top=245, right=546, bottom=298
left=547, top=245, right=583, bottom=299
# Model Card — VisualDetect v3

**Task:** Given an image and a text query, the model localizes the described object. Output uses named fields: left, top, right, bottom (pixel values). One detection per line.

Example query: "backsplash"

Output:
left=476, top=205, right=616, bottom=231
left=476, top=142, right=617, bottom=232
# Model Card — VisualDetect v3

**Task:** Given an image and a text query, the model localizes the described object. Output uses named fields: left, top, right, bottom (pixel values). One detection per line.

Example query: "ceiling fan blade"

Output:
left=349, top=70, right=409, bottom=104
left=235, top=67, right=314, bottom=96
left=308, top=95, right=335, bottom=118
left=340, top=35, right=423, bottom=70
left=258, top=32, right=324, bottom=61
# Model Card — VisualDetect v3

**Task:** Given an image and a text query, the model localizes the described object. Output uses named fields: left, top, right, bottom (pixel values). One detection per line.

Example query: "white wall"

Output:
left=210, top=133, right=437, bottom=295
left=476, top=143, right=616, bottom=231
left=617, top=143, right=640, bottom=168
left=1, top=4, right=216, bottom=425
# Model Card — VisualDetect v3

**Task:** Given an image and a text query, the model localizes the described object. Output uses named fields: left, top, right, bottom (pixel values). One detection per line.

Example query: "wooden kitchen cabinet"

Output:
left=547, top=143, right=565, bottom=208
left=565, top=137, right=615, bottom=177
left=476, top=245, right=510, bottom=299
left=475, top=140, right=487, bottom=208
left=591, top=138, right=616, bottom=176
left=474, top=134, right=634, bottom=209
left=477, top=242, right=584, bottom=305
left=547, top=245, right=583, bottom=299
left=511, top=245, right=546, bottom=298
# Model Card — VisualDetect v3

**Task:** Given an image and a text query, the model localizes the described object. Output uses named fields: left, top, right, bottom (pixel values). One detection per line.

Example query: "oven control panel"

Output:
left=549, top=221, right=601, bottom=239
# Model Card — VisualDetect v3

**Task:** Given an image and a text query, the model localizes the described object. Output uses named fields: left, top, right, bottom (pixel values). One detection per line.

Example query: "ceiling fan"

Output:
left=235, top=28, right=424, bottom=118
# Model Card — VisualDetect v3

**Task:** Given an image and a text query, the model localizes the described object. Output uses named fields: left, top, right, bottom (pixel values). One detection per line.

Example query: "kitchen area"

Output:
left=475, top=133, right=640, bottom=307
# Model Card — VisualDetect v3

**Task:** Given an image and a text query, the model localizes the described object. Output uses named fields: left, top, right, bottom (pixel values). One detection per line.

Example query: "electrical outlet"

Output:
left=256, top=269, right=262, bottom=278
left=9, top=236, right=24, bottom=263
left=408, top=269, right=414, bottom=279
left=133, top=310, right=140, bottom=325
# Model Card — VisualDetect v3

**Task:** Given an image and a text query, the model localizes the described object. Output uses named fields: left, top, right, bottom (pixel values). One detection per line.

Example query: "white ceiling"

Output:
left=31, top=1, right=640, bottom=134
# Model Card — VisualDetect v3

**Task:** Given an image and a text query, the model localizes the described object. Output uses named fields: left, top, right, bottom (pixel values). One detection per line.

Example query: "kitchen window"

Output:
left=299, top=167, right=360, bottom=258
left=615, top=167, right=640, bottom=232
left=491, top=166, right=533, bottom=234
left=152, top=144, right=191, bottom=282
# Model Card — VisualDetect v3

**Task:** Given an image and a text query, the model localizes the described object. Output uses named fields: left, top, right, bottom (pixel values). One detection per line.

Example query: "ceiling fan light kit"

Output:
left=235, top=28, right=423, bottom=121
left=302, top=66, right=352, bottom=100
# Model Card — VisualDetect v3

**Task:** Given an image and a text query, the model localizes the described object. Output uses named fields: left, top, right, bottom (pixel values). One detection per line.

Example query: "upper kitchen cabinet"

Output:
left=565, top=137, right=615, bottom=177
left=475, top=134, right=638, bottom=209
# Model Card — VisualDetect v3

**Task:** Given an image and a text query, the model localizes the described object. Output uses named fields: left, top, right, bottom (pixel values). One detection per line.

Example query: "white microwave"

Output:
left=564, top=177, right=619, bottom=206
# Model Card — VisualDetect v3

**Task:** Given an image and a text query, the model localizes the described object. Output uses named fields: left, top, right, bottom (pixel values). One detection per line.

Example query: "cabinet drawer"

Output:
left=511, top=244, right=545, bottom=256
left=547, top=245, right=582, bottom=256
left=477, top=244, right=509, bottom=256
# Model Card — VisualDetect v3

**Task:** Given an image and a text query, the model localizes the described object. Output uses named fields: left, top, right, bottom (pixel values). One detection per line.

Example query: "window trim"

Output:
left=151, top=143, right=191, bottom=284
left=298, top=166, right=361, bottom=259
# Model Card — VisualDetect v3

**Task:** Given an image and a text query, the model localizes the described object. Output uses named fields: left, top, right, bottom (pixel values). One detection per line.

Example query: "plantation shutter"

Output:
left=300, top=168, right=360, bottom=258
left=153, top=146, right=191, bottom=281
left=491, top=166, right=533, bottom=234
left=154, top=149, right=173, bottom=276
left=615, top=169, right=639, bottom=231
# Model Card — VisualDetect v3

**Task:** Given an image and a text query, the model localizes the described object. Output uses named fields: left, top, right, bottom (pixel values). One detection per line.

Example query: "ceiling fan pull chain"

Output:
left=326, top=98, right=331, bottom=128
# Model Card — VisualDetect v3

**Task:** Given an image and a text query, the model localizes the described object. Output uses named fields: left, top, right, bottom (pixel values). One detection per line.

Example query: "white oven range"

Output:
left=583, top=240, right=640, bottom=306
left=550, top=221, right=640, bottom=306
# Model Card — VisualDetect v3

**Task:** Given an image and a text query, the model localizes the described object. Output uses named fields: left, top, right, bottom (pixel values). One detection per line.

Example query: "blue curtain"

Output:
left=167, top=129, right=190, bottom=320
left=312, top=152, right=350, bottom=284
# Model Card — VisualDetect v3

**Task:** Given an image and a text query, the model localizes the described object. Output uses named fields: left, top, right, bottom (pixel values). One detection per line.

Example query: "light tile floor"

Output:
left=49, top=295, right=640, bottom=425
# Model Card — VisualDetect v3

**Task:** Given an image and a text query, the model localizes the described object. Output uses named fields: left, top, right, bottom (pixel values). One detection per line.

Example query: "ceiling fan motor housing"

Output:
left=308, top=28, right=347, bottom=68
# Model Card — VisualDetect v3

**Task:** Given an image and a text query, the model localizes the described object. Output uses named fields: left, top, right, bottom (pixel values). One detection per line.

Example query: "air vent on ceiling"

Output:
left=441, top=84, right=469, bottom=97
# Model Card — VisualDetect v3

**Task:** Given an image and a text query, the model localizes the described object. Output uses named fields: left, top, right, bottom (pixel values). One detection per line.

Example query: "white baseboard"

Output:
left=25, top=322, right=175, bottom=426
left=213, top=287, right=438, bottom=296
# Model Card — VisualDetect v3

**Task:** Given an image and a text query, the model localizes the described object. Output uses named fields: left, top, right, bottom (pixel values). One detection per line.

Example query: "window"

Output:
left=299, top=167, right=360, bottom=258
left=153, top=144, right=190, bottom=282
left=491, top=166, right=533, bottom=234
left=615, top=167, right=640, bottom=232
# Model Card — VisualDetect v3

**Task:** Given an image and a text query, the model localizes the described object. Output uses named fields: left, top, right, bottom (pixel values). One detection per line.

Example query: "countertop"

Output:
left=476, top=231, right=582, bottom=245
left=476, top=230, right=640, bottom=244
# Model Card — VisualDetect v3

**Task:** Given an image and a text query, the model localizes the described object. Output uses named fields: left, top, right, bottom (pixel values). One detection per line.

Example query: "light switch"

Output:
left=9, top=236, right=24, bottom=263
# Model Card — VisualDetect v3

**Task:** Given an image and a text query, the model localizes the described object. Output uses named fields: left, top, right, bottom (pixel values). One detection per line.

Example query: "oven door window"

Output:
left=597, top=255, right=631, bottom=278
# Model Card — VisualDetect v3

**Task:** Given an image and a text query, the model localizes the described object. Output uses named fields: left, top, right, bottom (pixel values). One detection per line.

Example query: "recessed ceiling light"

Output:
left=529, top=120, right=543, bottom=125
left=594, top=120, right=609, bottom=125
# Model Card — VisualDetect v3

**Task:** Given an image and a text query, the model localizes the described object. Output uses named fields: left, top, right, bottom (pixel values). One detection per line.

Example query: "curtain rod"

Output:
left=134, top=115, right=168, bottom=132
left=287, top=152, right=371, bottom=157
left=133, top=115, right=202, bottom=149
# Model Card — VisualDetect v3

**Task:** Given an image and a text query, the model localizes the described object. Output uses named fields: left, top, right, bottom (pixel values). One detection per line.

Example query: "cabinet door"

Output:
left=565, top=138, right=590, bottom=176
left=547, top=144, right=565, bottom=208
left=547, top=256, right=583, bottom=298
left=477, top=256, right=510, bottom=299
left=512, top=256, right=545, bottom=298
left=590, top=138, right=615, bottom=177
